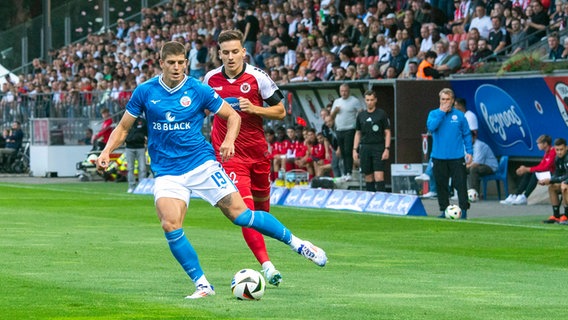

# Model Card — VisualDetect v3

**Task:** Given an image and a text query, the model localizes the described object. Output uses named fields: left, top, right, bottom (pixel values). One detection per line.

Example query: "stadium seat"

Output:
left=481, top=156, right=509, bottom=200
left=446, top=34, right=454, bottom=42
left=365, top=56, right=376, bottom=65
left=354, top=56, right=363, bottom=64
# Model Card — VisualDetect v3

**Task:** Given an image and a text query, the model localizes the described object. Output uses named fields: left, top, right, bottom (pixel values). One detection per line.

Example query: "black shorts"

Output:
left=359, top=144, right=385, bottom=174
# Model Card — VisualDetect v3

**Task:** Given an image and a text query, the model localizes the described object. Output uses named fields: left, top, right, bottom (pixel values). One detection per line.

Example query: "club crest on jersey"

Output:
left=180, top=96, right=192, bottom=107
left=240, top=83, right=251, bottom=94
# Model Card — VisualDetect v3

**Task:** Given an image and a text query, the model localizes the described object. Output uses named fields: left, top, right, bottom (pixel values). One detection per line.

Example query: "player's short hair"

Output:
left=160, top=41, right=186, bottom=60
left=537, top=134, right=552, bottom=145
left=218, top=29, right=244, bottom=45
left=554, top=137, right=566, bottom=146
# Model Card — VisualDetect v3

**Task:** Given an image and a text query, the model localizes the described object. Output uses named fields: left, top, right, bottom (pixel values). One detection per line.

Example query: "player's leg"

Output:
left=252, top=160, right=282, bottom=285
left=195, top=160, right=327, bottom=267
left=154, top=175, right=214, bottom=299
left=222, top=160, right=273, bottom=275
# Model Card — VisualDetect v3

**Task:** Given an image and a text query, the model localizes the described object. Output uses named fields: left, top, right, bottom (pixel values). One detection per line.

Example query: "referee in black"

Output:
left=353, top=90, right=392, bottom=192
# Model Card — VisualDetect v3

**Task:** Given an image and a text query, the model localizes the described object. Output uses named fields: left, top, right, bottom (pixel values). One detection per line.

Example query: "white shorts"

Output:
left=153, top=160, right=238, bottom=206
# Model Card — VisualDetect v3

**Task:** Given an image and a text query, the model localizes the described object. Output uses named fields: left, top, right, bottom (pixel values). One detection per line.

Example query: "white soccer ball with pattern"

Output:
left=467, top=189, right=479, bottom=203
left=444, top=204, right=462, bottom=220
left=231, top=269, right=265, bottom=300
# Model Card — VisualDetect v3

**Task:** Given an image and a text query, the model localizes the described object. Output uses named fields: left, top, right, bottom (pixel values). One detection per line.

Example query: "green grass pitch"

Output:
left=1, top=181, right=567, bottom=319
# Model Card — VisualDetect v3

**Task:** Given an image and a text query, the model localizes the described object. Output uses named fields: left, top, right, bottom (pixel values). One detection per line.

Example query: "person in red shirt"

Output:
left=294, top=127, right=316, bottom=178
left=501, top=134, right=556, bottom=205
left=204, top=30, right=286, bottom=286
left=313, top=132, right=333, bottom=177
left=91, top=108, right=114, bottom=150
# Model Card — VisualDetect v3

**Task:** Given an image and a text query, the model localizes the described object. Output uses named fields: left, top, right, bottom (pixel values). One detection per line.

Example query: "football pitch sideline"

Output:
left=1, top=181, right=567, bottom=320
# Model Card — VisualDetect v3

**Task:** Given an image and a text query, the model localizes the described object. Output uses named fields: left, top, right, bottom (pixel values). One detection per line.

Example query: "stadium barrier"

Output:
left=133, top=178, right=427, bottom=216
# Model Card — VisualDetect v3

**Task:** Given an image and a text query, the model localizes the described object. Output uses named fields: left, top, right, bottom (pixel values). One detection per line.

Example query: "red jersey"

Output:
left=205, top=63, right=281, bottom=161
left=311, top=142, right=325, bottom=161
left=94, top=118, right=114, bottom=144
left=531, top=147, right=556, bottom=174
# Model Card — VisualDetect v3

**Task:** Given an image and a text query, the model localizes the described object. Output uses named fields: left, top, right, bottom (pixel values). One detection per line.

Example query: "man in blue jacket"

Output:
left=427, top=88, right=473, bottom=219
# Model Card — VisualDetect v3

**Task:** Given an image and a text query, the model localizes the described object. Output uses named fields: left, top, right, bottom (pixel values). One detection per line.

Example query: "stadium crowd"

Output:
left=2, top=0, right=567, bottom=121
left=0, top=0, right=565, bottom=175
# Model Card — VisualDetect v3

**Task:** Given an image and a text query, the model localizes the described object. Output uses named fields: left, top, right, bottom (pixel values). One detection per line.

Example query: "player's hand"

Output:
left=219, top=142, right=235, bottom=162
left=237, top=97, right=254, bottom=114
left=465, top=153, right=473, bottom=165
left=96, top=153, right=110, bottom=171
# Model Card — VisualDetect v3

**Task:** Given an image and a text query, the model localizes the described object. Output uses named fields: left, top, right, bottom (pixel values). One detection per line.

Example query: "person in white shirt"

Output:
left=469, top=4, right=493, bottom=39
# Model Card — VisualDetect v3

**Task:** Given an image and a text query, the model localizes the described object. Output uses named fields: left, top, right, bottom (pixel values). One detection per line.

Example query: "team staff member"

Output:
left=97, top=41, right=326, bottom=300
left=204, top=30, right=286, bottom=286
left=427, top=88, right=473, bottom=219
left=353, top=90, right=391, bottom=192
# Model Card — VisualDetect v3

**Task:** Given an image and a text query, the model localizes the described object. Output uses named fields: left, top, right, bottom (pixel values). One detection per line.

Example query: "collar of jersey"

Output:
left=159, top=74, right=188, bottom=94
left=221, top=63, right=247, bottom=80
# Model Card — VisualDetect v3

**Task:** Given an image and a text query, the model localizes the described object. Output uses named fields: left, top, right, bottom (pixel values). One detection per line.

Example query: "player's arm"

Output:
left=97, top=113, right=136, bottom=169
left=216, top=100, right=241, bottom=162
left=239, top=98, right=286, bottom=120
left=382, top=128, right=391, bottom=160
left=352, top=130, right=361, bottom=161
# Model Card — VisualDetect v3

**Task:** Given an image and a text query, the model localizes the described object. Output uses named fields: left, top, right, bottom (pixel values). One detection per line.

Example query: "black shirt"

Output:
left=356, top=108, right=391, bottom=146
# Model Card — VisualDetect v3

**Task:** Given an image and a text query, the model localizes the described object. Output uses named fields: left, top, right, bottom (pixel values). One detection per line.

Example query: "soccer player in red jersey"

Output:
left=204, top=30, right=286, bottom=286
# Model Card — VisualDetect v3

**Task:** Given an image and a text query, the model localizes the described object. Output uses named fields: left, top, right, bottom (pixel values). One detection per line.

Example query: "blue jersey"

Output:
left=126, top=75, right=223, bottom=177
left=427, top=107, right=473, bottom=160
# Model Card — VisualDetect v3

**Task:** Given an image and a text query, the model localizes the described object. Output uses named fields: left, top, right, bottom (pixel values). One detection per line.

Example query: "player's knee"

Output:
left=233, top=208, right=253, bottom=227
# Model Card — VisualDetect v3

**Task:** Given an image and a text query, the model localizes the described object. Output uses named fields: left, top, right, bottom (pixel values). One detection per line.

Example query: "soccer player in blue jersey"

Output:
left=96, top=41, right=327, bottom=299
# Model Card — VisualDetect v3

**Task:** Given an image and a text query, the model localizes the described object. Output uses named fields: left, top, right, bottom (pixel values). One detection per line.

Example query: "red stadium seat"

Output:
left=354, top=56, right=363, bottom=64
left=446, top=34, right=454, bottom=42
left=365, top=56, right=376, bottom=65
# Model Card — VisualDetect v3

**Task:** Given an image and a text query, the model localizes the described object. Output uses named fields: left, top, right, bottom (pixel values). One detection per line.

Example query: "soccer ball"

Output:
left=231, top=269, right=265, bottom=300
left=467, top=189, right=479, bottom=203
left=444, top=204, right=462, bottom=220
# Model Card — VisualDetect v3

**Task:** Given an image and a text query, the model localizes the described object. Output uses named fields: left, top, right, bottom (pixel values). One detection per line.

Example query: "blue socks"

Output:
left=233, top=209, right=292, bottom=244
left=165, top=229, right=203, bottom=282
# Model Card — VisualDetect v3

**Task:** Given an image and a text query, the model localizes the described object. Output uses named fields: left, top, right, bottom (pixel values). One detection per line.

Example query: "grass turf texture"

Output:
left=1, top=181, right=567, bottom=320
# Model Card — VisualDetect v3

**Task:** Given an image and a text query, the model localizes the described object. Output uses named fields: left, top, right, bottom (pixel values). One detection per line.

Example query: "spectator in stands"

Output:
left=368, top=62, right=383, bottom=79
left=509, top=18, right=529, bottom=55
left=540, top=138, right=568, bottom=224
left=418, top=24, right=434, bottom=58
left=448, top=0, right=473, bottom=34
left=488, top=15, right=511, bottom=55
left=434, top=40, right=449, bottom=66
left=547, top=32, right=565, bottom=60
left=331, top=83, right=363, bottom=181
left=321, top=5, right=344, bottom=44
left=307, top=47, right=327, bottom=80
left=502, top=134, right=556, bottom=205
left=435, top=41, right=463, bottom=75
left=549, top=2, right=565, bottom=30
left=475, top=38, right=495, bottom=61
left=400, top=45, right=421, bottom=77
left=470, top=4, right=493, bottom=39
left=526, top=0, right=550, bottom=45
left=467, top=131, right=498, bottom=195
left=356, top=63, right=371, bottom=79
left=417, top=50, right=443, bottom=79
left=78, top=128, right=93, bottom=145
left=384, top=43, right=407, bottom=76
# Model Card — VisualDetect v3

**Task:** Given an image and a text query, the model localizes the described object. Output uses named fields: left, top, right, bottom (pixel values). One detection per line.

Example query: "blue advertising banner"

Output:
left=324, top=190, right=374, bottom=212
left=270, top=187, right=290, bottom=206
left=451, top=77, right=568, bottom=157
left=365, top=192, right=427, bottom=216
left=281, top=187, right=333, bottom=208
